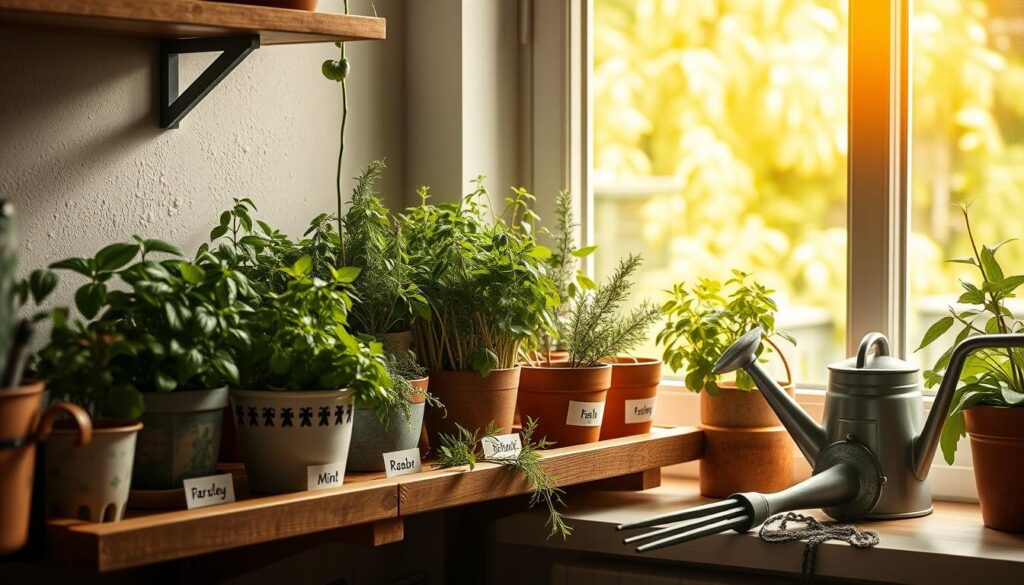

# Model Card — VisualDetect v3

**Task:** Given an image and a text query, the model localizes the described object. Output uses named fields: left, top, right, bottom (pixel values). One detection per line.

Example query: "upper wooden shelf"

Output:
left=0, top=0, right=386, bottom=45
left=46, top=427, right=704, bottom=572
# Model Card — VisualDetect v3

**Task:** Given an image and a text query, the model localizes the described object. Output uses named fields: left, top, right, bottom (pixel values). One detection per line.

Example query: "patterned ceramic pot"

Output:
left=45, top=419, right=142, bottom=523
left=230, top=389, right=355, bottom=494
left=132, top=387, right=229, bottom=490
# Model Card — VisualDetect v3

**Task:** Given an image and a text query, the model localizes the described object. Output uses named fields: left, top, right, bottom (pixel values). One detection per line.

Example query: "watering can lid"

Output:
left=828, top=332, right=918, bottom=374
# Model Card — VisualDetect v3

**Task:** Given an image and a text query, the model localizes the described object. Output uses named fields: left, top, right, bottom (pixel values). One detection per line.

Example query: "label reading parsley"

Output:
left=481, top=433, right=522, bottom=460
left=183, top=473, right=236, bottom=510
left=566, top=400, right=604, bottom=427
left=624, top=397, right=656, bottom=423
left=383, top=448, right=422, bottom=478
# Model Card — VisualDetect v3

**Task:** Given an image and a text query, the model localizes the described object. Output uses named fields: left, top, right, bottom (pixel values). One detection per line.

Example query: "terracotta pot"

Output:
left=206, top=0, right=320, bottom=10
left=698, top=382, right=796, bottom=498
left=348, top=377, right=428, bottom=472
left=600, top=357, right=661, bottom=440
left=424, top=367, right=520, bottom=446
left=231, top=389, right=355, bottom=494
left=380, top=330, right=413, bottom=353
left=0, top=384, right=90, bottom=552
left=45, top=418, right=141, bottom=523
left=965, top=406, right=1024, bottom=532
left=518, top=364, right=612, bottom=447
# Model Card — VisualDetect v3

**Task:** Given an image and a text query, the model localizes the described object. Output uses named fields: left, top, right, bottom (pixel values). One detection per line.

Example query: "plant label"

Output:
left=481, top=433, right=522, bottom=460
left=383, top=448, right=422, bottom=478
left=183, top=473, right=236, bottom=510
left=566, top=400, right=605, bottom=426
left=624, top=397, right=657, bottom=423
left=307, top=461, right=346, bottom=491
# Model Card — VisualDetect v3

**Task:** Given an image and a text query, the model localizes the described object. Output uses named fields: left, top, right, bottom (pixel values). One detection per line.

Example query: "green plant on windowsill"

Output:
left=657, top=270, right=794, bottom=394
left=916, top=204, right=1024, bottom=464
left=539, top=190, right=597, bottom=355
left=369, top=338, right=442, bottom=426
left=34, top=237, right=252, bottom=418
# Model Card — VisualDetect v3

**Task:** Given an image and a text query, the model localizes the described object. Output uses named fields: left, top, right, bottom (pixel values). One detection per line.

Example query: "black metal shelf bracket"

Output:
left=159, top=35, right=260, bottom=129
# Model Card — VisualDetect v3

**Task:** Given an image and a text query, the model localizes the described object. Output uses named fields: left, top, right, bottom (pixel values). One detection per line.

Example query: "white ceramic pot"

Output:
left=44, top=419, right=142, bottom=523
left=230, top=389, right=355, bottom=494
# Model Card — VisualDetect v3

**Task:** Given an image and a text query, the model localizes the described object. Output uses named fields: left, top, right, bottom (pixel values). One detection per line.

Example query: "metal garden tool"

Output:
left=620, top=327, right=1024, bottom=551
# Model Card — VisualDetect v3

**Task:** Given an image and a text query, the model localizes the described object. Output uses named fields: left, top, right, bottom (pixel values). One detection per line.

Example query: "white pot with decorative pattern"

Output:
left=230, top=389, right=355, bottom=494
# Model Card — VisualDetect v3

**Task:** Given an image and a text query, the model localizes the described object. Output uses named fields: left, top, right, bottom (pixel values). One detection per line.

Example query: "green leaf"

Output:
left=1001, top=386, right=1024, bottom=406
left=334, top=266, right=361, bottom=283
left=220, top=211, right=231, bottom=227
left=980, top=246, right=1004, bottom=283
left=75, top=283, right=107, bottom=319
left=154, top=370, right=177, bottom=393
left=915, top=316, right=954, bottom=352
left=210, top=225, right=229, bottom=241
left=571, top=245, right=597, bottom=258
left=50, top=257, right=93, bottom=277
left=292, top=255, right=313, bottom=277
left=164, top=303, right=181, bottom=331
left=28, top=269, right=58, bottom=304
left=95, top=243, right=141, bottom=272
left=177, top=349, right=204, bottom=382
left=471, top=348, right=500, bottom=377
left=178, top=262, right=204, bottom=285
left=106, top=386, right=145, bottom=419
left=945, top=256, right=979, bottom=266
left=530, top=245, right=552, bottom=260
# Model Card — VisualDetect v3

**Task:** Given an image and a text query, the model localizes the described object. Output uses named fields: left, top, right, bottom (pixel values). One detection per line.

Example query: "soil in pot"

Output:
left=424, top=367, right=520, bottom=447
left=698, top=382, right=796, bottom=498
left=230, top=389, right=355, bottom=494
left=348, top=377, right=428, bottom=472
left=132, top=387, right=229, bottom=492
left=44, top=418, right=142, bottom=523
left=518, top=363, right=612, bottom=447
left=600, top=357, right=661, bottom=440
left=965, top=405, right=1024, bottom=532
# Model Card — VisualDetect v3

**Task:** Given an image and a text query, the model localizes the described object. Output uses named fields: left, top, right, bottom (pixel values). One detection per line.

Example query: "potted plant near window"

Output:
left=403, top=179, right=557, bottom=444
left=658, top=270, right=797, bottom=498
left=917, top=205, right=1024, bottom=532
left=232, top=255, right=391, bottom=494
left=519, top=254, right=660, bottom=446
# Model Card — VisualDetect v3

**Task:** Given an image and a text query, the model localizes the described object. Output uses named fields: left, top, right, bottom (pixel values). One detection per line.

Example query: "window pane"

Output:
left=909, top=0, right=1024, bottom=373
left=592, top=0, right=850, bottom=384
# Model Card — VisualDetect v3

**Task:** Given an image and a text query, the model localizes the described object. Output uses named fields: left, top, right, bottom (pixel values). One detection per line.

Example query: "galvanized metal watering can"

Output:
left=620, top=327, right=1024, bottom=551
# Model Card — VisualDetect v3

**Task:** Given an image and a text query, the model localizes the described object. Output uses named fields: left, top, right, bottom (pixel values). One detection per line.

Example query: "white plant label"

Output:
left=481, top=433, right=522, bottom=460
left=566, top=400, right=604, bottom=427
left=307, top=461, right=346, bottom=491
left=624, top=397, right=657, bottom=424
left=383, top=447, right=422, bottom=478
left=183, top=473, right=236, bottom=510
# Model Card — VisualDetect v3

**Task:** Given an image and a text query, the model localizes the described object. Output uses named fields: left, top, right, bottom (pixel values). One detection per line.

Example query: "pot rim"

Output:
left=143, top=386, right=229, bottom=414
left=231, top=388, right=355, bottom=399
left=49, top=418, right=142, bottom=435
left=712, top=380, right=794, bottom=392
left=605, top=357, right=662, bottom=367
left=521, top=363, right=613, bottom=371
left=0, top=380, right=45, bottom=397
left=428, top=365, right=522, bottom=376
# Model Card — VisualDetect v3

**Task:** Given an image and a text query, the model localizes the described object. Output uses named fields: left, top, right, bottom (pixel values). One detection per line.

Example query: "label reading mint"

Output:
left=481, top=433, right=522, bottom=460
left=566, top=400, right=604, bottom=427
left=383, top=447, right=422, bottom=478
left=307, top=461, right=346, bottom=491
left=183, top=473, right=236, bottom=510
left=624, top=397, right=656, bottom=424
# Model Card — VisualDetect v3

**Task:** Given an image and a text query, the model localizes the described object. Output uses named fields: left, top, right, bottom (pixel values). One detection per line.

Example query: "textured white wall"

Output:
left=0, top=0, right=405, bottom=302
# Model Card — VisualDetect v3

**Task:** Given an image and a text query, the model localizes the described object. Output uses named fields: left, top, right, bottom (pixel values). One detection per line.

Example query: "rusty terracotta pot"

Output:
left=600, top=357, right=661, bottom=440
left=206, top=0, right=319, bottom=10
left=424, top=367, right=520, bottom=447
left=517, top=364, right=612, bottom=447
left=698, top=381, right=796, bottom=498
left=965, top=405, right=1024, bottom=532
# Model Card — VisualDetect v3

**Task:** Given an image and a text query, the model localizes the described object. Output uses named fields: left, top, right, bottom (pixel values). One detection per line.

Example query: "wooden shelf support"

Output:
left=159, top=35, right=260, bottom=129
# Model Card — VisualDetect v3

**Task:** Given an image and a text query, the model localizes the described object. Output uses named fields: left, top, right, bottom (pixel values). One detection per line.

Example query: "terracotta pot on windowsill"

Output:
left=964, top=405, right=1024, bottom=532
left=424, top=367, right=520, bottom=448
left=518, top=363, right=613, bottom=447
left=600, top=357, right=662, bottom=440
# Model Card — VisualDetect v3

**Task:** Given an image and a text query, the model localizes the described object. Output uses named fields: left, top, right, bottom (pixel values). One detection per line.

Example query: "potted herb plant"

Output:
left=658, top=270, right=797, bottom=498
left=231, top=255, right=391, bottom=494
left=403, top=179, right=557, bottom=444
left=518, top=254, right=660, bottom=446
left=917, top=205, right=1024, bottom=532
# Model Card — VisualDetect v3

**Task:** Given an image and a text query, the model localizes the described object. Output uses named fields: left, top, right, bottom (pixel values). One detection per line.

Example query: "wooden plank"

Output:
left=398, top=427, right=703, bottom=516
left=583, top=468, right=662, bottom=491
left=0, top=0, right=385, bottom=45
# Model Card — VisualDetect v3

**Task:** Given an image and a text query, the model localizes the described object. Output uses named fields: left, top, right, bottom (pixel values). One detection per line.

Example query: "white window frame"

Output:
left=524, top=0, right=977, bottom=501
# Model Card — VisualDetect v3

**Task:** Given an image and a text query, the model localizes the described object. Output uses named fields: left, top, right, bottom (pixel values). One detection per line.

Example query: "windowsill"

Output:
left=494, top=478, right=1024, bottom=584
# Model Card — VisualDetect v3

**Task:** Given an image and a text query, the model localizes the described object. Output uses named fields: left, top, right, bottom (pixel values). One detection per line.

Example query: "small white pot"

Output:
left=230, top=389, right=355, bottom=494
left=45, top=420, right=142, bottom=523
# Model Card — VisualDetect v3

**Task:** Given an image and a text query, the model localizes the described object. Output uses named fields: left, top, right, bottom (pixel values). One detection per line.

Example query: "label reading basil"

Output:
left=307, top=461, right=346, bottom=491
left=624, top=397, right=656, bottom=424
left=183, top=473, right=236, bottom=510
left=481, top=433, right=522, bottom=460
left=383, top=447, right=422, bottom=478
left=566, top=400, right=604, bottom=427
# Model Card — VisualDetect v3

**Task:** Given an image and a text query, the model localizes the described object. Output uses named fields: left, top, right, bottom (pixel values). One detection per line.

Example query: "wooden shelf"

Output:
left=45, top=427, right=704, bottom=572
left=0, top=0, right=386, bottom=45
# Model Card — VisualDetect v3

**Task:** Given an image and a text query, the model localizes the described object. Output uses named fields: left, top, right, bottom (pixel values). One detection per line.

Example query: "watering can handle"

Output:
left=36, top=402, right=92, bottom=447
left=763, top=337, right=793, bottom=387
left=855, top=333, right=891, bottom=369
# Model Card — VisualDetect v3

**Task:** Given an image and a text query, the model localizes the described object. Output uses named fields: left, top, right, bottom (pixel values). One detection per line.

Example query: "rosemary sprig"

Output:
left=432, top=417, right=573, bottom=539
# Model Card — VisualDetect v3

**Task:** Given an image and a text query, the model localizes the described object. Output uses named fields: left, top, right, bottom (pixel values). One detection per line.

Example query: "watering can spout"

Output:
left=912, top=333, right=1024, bottom=480
left=713, top=328, right=825, bottom=464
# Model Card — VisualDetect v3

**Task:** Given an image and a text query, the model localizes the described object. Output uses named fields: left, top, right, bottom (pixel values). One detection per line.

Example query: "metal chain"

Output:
left=758, top=512, right=880, bottom=584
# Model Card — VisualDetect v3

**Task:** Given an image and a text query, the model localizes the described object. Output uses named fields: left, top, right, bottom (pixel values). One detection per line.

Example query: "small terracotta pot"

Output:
left=380, top=330, right=413, bottom=353
left=348, top=377, right=428, bottom=472
left=206, top=0, right=320, bottom=10
left=600, top=357, right=661, bottom=440
left=698, top=382, right=796, bottom=498
left=424, top=367, right=520, bottom=446
left=518, top=364, right=612, bottom=447
left=965, top=405, right=1024, bottom=532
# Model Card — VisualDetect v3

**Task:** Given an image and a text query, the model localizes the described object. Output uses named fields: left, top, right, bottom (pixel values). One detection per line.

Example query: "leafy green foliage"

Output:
left=561, top=254, right=660, bottom=367
left=432, top=417, right=571, bottom=540
left=543, top=191, right=598, bottom=351
left=917, top=205, right=1024, bottom=464
left=658, top=270, right=794, bottom=394
left=402, top=178, right=559, bottom=374
left=364, top=336, right=443, bottom=427
left=35, top=237, right=252, bottom=419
